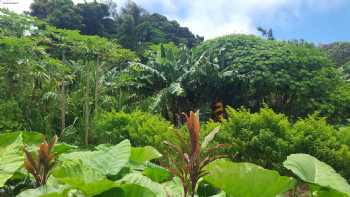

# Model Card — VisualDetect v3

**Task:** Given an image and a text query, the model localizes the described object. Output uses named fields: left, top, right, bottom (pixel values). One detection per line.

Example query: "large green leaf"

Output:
left=53, top=160, right=118, bottom=196
left=130, top=146, right=162, bottom=164
left=119, top=184, right=156, bottom=197
left=0, top=131, right=45, bottom=187
left=204, top=159, right=296, bottom=197
left=283, top=153, right=350, bottom=196
left=143, top=163, right=172, bottom=183
left=60, top=140, right=131, bottom=175
left=118, top=171, right=165, bottom=197
left=17, top=177, right=78, bottom=197
left=94, top=184, right=157, bottom=197
left=162, top=177, right=184, bottom=197
left=309, top=185, right=348, bottom=197
left=0, top=134, right=23, bottom=187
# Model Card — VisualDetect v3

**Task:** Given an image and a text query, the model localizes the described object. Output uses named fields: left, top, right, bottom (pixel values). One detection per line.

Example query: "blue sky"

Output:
left=2, top=0, right=350, bottom=44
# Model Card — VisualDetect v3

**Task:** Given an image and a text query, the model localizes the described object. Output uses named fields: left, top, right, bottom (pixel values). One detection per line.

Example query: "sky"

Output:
left=1, top=0, right=350, bottom=44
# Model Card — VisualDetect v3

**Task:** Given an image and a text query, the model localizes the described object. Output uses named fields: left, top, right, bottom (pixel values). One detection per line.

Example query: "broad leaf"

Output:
left=60, top=140, right=131, bottom=175
left=0, top=131, right=44, bottom=187
left=118, top=171, right=165, bottom=196
left=283, top=153, right=350, bottom=196
left=143, top=163, right=172, bottom=183
left=204, top=159, right=296, bottom=197
left=162, top=177, right=184, bottom=197
left=17, top=178, right=73, bottom=197
left=0, top=134, right=23, bottom=187
left=309, top=185, right=348, bottom=197
left=53, top=160, right=117, bottom=196
left=52, top=143, right=77, bottom=155
left=201, top=127, right=220, bottom=149
left=120, top=184, right=156, bottom=197
left=130, top=146, right=162, bottom=164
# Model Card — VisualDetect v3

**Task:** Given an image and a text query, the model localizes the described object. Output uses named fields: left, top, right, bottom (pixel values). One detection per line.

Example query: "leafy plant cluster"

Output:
left=203, top=107, right=350, bottom=182
left=1, top=113, right=350, bottom=197
left=29, top=0, right=203, bottom=53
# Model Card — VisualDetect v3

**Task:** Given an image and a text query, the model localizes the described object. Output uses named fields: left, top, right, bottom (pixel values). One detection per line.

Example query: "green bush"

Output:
left=211, top=107, right=350, bottom=180
left=0, top=100, right=25, bottom=131
left=212, top=107, right=293, bottom=173
left=91, top=111, right=175, bottom=150
left=292, top=117, right=350, bottom=180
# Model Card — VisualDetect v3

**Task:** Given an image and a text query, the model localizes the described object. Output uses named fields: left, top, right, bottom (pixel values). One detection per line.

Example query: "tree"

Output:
left=190, top=34, right=350, bottom=123
left=30, top=0, right=51, bottom=19
left=30, top=0, right=82, bottom=30
left=77, top=1, right=116, bottom=36
left=257, top=26, right=274, bottom=40
left=320, top=42, right=350, bottom=67
left=115, top=1, right=203, bottom=51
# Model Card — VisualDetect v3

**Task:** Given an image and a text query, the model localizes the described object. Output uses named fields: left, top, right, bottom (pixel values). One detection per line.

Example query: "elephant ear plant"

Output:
left=162, top=111, right=228, bottom=197
left=23, top=135, right=58, bottom=187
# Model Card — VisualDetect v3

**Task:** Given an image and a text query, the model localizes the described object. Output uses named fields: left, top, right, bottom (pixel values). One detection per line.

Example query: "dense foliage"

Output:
left=29, top=0, right=203, bottom=53
left=206, top=107, right=350, bottom=181
left=320, top=42, right=350, bottom=66
left=191, top=35, right=350, bottom=123
left=1, top=5, right=350, bottom=196
left=92, top=111, right=175, bottom=150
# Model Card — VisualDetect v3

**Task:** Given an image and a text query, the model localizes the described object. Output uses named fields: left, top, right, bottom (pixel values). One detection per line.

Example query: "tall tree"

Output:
left=30, top=0, right=82, bottom=30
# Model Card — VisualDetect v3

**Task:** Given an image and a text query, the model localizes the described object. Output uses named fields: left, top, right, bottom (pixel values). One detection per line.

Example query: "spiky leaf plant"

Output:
left=23, top=135, right=58, bottom=187
left=162, top=111, right=228, bottom=197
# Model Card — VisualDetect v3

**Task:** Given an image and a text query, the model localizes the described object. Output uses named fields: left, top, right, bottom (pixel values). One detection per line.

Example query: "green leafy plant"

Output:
left=92, top=111, right=175, bottom=150
left=162, top=111, right=227, bottom=197
left=23, top=135, right=58, bottom=187
left=283, top=153, right=350, bottom=196
left=204, top=159, right=296, bottom=197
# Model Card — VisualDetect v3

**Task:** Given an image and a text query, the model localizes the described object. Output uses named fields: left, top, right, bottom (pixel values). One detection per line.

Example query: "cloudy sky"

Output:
left=1, top=0, right=350, bottom=43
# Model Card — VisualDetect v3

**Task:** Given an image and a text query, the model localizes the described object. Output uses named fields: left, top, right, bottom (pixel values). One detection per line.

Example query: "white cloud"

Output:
left=129, top=0, right=346, bottom=39
left=1, top=0, right=346, bottom=39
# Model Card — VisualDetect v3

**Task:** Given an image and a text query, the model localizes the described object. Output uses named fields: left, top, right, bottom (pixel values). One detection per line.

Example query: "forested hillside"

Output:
left=1, top=1, right=350, bottom=196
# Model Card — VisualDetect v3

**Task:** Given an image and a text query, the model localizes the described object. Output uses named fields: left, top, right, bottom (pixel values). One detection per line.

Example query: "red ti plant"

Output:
left=23, top=135, right=58, bottom=187
left=162, top=111, right=227, bottom=197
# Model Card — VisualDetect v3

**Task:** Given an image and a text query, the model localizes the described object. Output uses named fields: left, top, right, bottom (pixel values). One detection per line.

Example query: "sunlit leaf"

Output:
left=283, top=153, right=350, bottom=196
left=204, top=159, right=296, bottom=197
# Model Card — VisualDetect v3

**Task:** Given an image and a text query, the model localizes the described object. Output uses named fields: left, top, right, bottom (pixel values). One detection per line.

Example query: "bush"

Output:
left=0, top=100, right=25, bottom=131
left=293, top=117, right=350, bottom=179
left=91, top=111, right=175, bottom=150
left=211, top=107, right=350, bottom=180
left=212, top=107, right=293, bottom=173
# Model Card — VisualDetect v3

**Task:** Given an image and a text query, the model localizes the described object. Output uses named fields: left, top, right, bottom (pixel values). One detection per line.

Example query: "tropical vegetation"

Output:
left=1, top=1, right=350, bottom=196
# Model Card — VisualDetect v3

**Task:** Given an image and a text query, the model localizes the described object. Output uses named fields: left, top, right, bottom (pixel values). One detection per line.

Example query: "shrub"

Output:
left=211, top=107, right=350, bottom=180
left=91, top=111, right=175, bottom=150
left=292, top=116, right=350, bottom=180
left=0, top=100, right=25, bottom=131
left=212, top=107, right=293, bottom=173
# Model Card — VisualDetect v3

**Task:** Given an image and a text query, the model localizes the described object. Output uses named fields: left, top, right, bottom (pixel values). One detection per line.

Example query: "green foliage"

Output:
left=0, top=131, right=42, bottom=187
left=204, top=159, right=296, bottom=197
left=213, top=107, right=293, bottom=172
left=60, top=140, right=131, bottom=176
left=0, top=100, right=24, bottom=131
left=211, top=107, right=350, bottom=182
left=192, top=34, right=350, bottom=123
left=0, top=134, right=24, bottom=187
left=29, top=0, right=203, bottom=53
left=116, top=43, right=194, bottom=121
left=320, top=42, right=350, bottom=66
left=0, top=8, right=37, bottom=37
left=130, top=146, right=162, bottom=164
left=284, top=153, right=350, bottom=196
left=91, top=111, right=175, bottom=150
